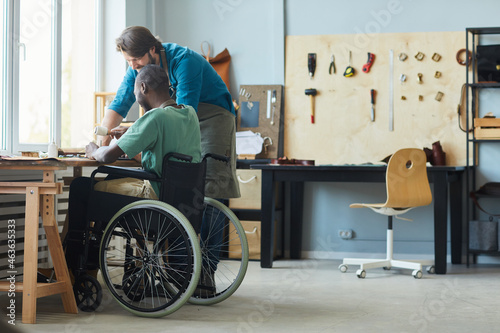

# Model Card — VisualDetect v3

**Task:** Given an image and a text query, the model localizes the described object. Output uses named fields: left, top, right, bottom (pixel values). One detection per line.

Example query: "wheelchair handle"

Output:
left=165, top=152, right=193, bottom=163
left=203, top=153, right=230, bottom=163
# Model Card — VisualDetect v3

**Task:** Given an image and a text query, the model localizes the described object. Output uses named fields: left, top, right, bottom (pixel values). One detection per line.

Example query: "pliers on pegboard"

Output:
left=329, top=55, right=336, bottom=74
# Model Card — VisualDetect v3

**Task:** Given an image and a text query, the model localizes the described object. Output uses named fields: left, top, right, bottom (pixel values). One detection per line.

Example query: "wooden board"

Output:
left=284, top=32, right=467, bottom=165
left=237, top=85, right=284, bottom=159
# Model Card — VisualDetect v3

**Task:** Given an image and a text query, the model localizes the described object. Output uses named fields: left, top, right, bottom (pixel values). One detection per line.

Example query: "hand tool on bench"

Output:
left=305, top=88, right=317, bottom=124
left=370, top=89, right=376, bottom=122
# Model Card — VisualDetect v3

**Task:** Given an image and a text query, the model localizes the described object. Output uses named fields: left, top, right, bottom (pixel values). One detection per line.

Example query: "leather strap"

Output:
left=458, top=83, right=472, bottom=133
left=159, top=49, right=176, bottom=100
left=470, top=191, right=500, bottom=217
left=201, top=41, right=211, bottom=61
left=456, top=49, right=471, bottom=66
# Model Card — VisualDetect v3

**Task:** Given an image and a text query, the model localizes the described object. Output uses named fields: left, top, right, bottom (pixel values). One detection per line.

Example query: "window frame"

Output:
left=1, top=0, right=100, bottom=155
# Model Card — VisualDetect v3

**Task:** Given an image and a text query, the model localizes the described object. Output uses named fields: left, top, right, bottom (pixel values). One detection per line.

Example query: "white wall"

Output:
left=102, top=0, right=500, bottom=262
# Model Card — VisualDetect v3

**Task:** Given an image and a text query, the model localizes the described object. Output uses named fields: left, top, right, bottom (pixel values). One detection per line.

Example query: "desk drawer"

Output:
left=229, top=169, right=261, bottom=210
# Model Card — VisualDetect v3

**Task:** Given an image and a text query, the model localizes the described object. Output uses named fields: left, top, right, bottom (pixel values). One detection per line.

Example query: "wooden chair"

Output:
left=338, top=148, right=434, bottom=279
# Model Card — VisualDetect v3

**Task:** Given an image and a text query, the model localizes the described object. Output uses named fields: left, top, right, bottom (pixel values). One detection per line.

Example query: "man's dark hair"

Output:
left=136, top=64, right=170, bottom=92
left=116, top=26, right=163, bottom=57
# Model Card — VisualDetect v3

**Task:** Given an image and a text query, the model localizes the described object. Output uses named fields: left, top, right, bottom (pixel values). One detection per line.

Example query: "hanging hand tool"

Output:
left=362, top=52, right=375, bottom=73
left=389, top=49, right=394, bottom=131
left=305, top=88, right=317, bottom=124
left=370, top=89, right=376, bottom=122
left=343, top=50, right=355, bottom=77
left=308, top=53, right=316, bottom=78
left=329, top=55, right=336, bottom=74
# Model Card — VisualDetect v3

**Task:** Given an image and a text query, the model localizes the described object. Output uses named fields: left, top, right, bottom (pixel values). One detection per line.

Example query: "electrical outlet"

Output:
left=338, top=229, right=353, bottom=239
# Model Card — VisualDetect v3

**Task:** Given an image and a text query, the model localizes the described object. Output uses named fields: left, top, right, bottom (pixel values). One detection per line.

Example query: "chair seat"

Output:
left=350, top=203, right=413, bottom=216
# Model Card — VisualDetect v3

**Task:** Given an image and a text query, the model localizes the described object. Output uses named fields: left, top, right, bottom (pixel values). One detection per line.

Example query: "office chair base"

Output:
left=339, top=258, right=434, bottom=279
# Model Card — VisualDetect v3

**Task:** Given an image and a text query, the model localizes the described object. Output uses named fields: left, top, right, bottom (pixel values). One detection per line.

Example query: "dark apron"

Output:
left=160, top=49, right=239, bottom=199
left=198, top=103, right=240, bottom=199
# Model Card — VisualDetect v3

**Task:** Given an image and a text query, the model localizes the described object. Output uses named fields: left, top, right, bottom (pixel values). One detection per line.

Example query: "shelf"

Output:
left=468, top=249, right=500, bottom=255
left=472, top=193, right=500, bottom=199
left=467, top=27, right=500, bottom=35
left=467, top=83, right=500, bottom=89
left=469, top=138, right=500, bottom=143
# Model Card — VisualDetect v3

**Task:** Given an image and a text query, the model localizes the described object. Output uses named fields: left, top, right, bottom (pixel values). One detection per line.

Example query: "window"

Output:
left=1, top=0, right=97, bottom=154
left=0, top=2, right=4, bottom=151
left=61, top=1, right=95, bottom=148
left=18, top=0, right=52, bottom=145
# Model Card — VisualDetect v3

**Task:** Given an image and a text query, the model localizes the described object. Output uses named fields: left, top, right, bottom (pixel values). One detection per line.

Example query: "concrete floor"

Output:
left=2, top=259, right=500, bottom=333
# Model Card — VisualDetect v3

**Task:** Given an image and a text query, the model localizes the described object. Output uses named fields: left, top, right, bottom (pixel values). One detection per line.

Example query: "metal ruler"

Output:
left=389, top=49, right=394, bottom=131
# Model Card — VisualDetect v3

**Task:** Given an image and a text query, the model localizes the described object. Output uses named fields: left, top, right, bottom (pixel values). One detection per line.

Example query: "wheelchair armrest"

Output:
left=92, top=165, right=161, bottom=182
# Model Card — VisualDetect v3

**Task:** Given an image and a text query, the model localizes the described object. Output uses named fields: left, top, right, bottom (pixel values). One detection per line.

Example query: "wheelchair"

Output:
left=64, top=152, right=249, bottom=317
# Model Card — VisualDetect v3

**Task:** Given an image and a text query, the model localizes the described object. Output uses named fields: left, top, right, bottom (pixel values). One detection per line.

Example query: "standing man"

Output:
left=101, top=25, right=240, bottom=201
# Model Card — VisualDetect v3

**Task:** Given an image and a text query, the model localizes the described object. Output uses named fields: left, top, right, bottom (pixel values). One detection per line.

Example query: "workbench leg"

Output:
left=260, top=171, right=275, bottom=268
left=290, top=182, right=304, bottom=259
left=42, top=194, right=78, bottom=315
left=449, top=175, right=463, bottom=264
left=433, top=173, right=448, bottom=274
left=22, top=187, right=40, bottom=324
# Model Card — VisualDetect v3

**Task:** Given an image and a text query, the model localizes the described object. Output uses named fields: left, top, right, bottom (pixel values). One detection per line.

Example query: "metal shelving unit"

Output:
left=465, top=27, right=500, bottom=265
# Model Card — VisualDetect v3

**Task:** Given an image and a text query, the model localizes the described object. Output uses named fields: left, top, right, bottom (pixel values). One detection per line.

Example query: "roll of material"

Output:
left=48, top=142, right=58, bottom=158
left=94, top=126, right=108, bottom=136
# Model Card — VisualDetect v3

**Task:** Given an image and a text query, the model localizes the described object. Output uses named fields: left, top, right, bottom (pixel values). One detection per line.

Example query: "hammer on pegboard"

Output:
left=305, top=88, right=317, bottom=124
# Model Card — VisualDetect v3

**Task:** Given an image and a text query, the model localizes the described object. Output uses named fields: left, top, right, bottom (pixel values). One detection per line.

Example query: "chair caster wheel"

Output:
left=383, top=266, right=391, bottom=270
left=356, top=269, right=366, bottom=279
left=412, top=270, right=423, bottom=279
left=426, top=265, right=435, bottom=274
left=338, top=264, right=348, bottom=273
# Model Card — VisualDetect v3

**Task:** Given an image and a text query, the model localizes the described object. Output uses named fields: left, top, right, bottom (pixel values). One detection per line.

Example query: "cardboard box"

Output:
left=229, top=169, right=261, bottom=210
left=229, top=220, right=261, bottom=260
left=474, top=118, right=500, bottom=139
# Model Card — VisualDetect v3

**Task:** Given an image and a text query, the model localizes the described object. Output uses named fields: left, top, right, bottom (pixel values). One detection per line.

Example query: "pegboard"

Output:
left=284, top=31, right=467, bottom=165
left=237, top=85, right=284, bottom=159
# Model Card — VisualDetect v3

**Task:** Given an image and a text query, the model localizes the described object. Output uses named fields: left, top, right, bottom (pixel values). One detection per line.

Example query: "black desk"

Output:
left=251, top=164, right=465, bottom=274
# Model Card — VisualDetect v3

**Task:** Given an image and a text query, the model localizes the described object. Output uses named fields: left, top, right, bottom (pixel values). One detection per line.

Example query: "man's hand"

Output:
left=109, top=125, right=130, bottom=139
left=85, top=142, right=99, bottom=160
left=85, top=141, right=125, bottom=164
left=100, top=109, right=124, bottom=146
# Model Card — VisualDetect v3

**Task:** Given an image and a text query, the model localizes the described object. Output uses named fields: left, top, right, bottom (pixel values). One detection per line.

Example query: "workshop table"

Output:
left=251, top=164, right=466, bottom=274
left=0, top=157, right=140, bottom=323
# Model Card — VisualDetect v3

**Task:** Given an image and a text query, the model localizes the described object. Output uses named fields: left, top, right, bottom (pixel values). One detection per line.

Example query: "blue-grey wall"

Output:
left=104, top=0, right=500, bottom=262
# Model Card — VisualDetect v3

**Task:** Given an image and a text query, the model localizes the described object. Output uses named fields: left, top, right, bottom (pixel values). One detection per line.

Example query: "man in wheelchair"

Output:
left=64, top=64, right=210, bottom=304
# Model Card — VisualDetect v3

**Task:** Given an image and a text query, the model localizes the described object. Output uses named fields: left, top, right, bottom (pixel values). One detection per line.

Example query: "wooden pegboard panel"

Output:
left=237, top=85, right=284, bottom=159
left=284, top=31, right=467, bottom=165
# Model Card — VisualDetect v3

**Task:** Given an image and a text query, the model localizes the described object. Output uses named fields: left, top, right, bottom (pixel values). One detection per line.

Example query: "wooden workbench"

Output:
left=0, top=157, right=140, bottom=323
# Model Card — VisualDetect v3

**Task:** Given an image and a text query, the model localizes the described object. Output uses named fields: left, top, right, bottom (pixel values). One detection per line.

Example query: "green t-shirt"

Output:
left=117, top=104, right=201, bottom=196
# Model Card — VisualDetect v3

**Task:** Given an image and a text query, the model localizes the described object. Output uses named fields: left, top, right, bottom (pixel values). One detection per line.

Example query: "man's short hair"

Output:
left=136, top=64, right=170, bottom=92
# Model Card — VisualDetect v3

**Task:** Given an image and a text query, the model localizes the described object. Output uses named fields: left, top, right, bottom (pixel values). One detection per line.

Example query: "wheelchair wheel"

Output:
left=189, top=197, right=249, bottom=305
left=99, top=200, right=201, bottom=317
left=73, top=274, right=102, bottom=312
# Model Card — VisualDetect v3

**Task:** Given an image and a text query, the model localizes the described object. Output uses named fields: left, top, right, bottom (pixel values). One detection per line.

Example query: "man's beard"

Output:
left=137, top=52, right=156, bottom=71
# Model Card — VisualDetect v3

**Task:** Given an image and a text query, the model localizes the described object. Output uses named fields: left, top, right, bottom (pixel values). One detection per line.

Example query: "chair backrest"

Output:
left=384, top=148, right=432, bottom=208
left=159, top=153, right=206, bottom=234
